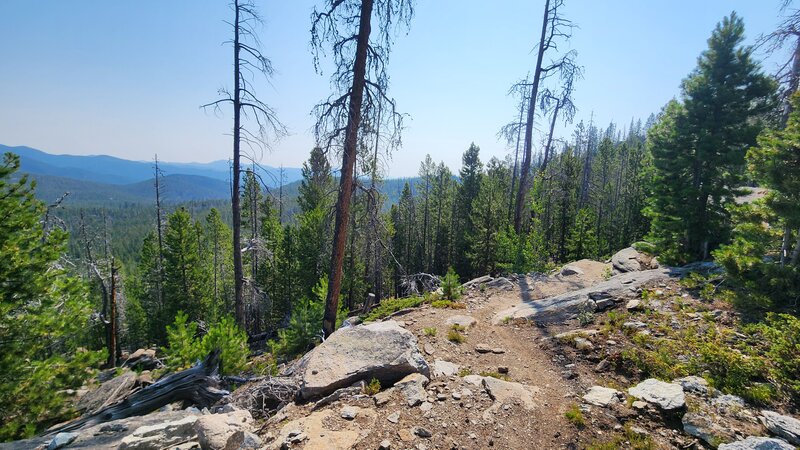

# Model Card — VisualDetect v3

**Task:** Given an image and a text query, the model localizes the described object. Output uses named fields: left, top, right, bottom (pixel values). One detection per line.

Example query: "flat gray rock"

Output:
left=582, top=386, right=622, bottom=407
left=628, top=378, right=685, bottom=410
left=718, top=437, right=795, bottom=450
left=675, top=376, right=710, bottom=395
left=494, top=267, right=686, bottom=323
left=445, top=315, right=477, bottom=328
left=432, top=360, right=459, bottom=378
left=296, top=321, right=430, bottom=400
left=761, top=411, right=800, bottom=445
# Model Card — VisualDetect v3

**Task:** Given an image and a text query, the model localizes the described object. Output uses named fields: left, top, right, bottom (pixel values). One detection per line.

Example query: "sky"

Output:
left=0, top=1, right=791, bottom=177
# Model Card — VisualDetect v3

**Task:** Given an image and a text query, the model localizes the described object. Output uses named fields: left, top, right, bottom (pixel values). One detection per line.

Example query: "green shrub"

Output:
left=423, top=327, right=437, bottom=336
left=163, top=311, right=202, bottom=370
left=362, top=296, right=425, bottom=322
left=744, top=313, right=800, bottom=402
left=201, top=316, right=248, bottom=375
left=364, top=378, right=381, bottom=395
left=458, top=367, right=473, bottom=377
left=479, top=371, right=510, bottom=381
left=450, top=323, right=466, bottom=332
left=163, top=312, right=249, bottom=376
left=271, top=276, right=346, bottom=358
left=632, top=241, right=657, bottom=255
left=447, top=329, right=465, bottom=343
left=441, top=267, right=463, bottom=300
left=564, top=403, right=585, bottom=427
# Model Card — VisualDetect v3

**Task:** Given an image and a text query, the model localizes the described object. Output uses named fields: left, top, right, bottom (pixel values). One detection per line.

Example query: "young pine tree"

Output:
left=646, top=13, right=775, bottom=263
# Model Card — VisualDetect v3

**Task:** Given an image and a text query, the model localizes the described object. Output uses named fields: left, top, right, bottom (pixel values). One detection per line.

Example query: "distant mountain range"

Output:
left=1, top=144, right=420, bottom=209
left=1, top=144, right=303, bottom=204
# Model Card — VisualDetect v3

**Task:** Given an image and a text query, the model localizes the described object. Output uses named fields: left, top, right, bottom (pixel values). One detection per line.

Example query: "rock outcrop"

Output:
left=611, top=247, right=643, bottom=273
left=296, top=321, right=430, bottom=400
left=760, top=411, right=800, bottom=445
left=628, top=378, right=685, bottom=411
left=718, top=436, right=795, bottom=450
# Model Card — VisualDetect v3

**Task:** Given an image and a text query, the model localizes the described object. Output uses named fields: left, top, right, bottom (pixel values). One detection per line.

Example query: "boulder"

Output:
left=119, top=415, right=199, bottom=450
left=675, top=376, right=710, bottom=395
left=760, top=411, right=800, bottom=445
left=394, top=373, right=429, bottom=407
left=445, top=315, right=477, bottom=328
left=194, top=410, right=253, bottom=450
left=76, top=370, right=138, bottom=413
left=612, top=247, right=642, bottom=273
left=582, top=386, right=622, bottom=407
left=224, top=430, right=262, bottom=450
left=432, top=360, right=459, bottom=378
left=626, top=299, right=643, bottom=311
left=682, top=412, right=736, bottom=447
left=718, top=437, right=795, bottom=450
left=628, top=378, right=685, bottom=410
left=297, top=321, right=430, bottom=400
left=560, top=265, right=584, bottom=276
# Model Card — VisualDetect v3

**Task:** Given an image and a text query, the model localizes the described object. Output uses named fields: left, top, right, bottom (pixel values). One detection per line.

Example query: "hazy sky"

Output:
left=0, top=1, right=790, bottom=177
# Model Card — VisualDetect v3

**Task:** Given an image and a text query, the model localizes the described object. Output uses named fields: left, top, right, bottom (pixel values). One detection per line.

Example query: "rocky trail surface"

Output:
left=6, top=248, right=798, bottom=450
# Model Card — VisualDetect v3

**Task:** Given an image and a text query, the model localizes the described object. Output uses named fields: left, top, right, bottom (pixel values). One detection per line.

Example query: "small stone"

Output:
left=289, top=432, right=307, bottom=444
left=574, top=337, right=594, bottom=351
left=374, top=387, right=395, bottom=406
left=475, top=344, right=492, bottom=353
left=491, top=348, right=506, bottom=354
left=594, top=359, right=611, bottom=372
left=414, top=427, right=433, bottom=438
left=674, top=376, right=710, bottom=395
left=48, top=432, right=79, bottom=450
left=420, top=402, right=433, bottom=412
left=224, top=430, right=262, bottom=450
left=387, top=412, right=400, bottom=423
left=451, top=391, right=462, bottom=400
left=341, top=406, right=358, bottom=420
left=379, top=439, right=392, bottom=450
left=583, top=386, right=622, bottom=408
left=626, top=299, right=642, bottom=311
left=437, top=393, right=447, bottom=401
left=397, top=429, right=414, bottom=442
left=606, top=340, right=617, bottom=345
left=461, top=388, right=473, bottom=397
left=424, top=343, right=435, bottom=356
left=497, top=366, right=509, bottom=374
left=632, top=401, right=648, bottom=410
left=629, top=378, right=686, bottom=410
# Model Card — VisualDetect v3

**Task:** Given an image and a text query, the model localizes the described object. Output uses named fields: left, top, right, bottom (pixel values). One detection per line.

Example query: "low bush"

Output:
left=163, top=312, right=248, bottom=376
left=362, top=296, right=425, bottom=322
left=447, top=329, right=465, bottom=343
left=564, top=403, right=585, bottom=427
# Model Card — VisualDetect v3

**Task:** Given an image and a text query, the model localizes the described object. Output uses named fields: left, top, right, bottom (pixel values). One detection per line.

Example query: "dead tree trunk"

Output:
left=323, top=0, right=374, bottom=337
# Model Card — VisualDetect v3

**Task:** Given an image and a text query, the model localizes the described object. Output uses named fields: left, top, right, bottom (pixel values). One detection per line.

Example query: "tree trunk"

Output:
left=790, top=228, right=800, bottom=265
left=232, top=0, right=245, bottom=326
left=107, top=262, right=118, bottom=368
left=514, top=0, right=550, bottom=234
left=508, top=99, right=524, bottom=223
left=323, top=0, right=374, bottom=338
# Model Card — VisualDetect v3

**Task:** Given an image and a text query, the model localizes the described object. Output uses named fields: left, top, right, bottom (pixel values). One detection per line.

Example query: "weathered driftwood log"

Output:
left=50, top=351, right=228, bottom=433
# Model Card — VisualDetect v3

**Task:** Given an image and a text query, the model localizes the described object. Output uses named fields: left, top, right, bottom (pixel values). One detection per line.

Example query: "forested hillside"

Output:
left=1, top=0, right=800, bottom=446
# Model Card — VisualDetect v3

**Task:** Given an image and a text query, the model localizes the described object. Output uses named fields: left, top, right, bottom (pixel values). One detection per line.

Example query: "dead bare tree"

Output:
left=311, top=0, right=413, bottom=337
left=202, top=0, right=285, bottom=327
left=513, top=0, right=579, bottom=233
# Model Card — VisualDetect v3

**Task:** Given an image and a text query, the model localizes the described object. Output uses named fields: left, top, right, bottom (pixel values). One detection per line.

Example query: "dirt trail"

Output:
left=268, top=260, right=620, bottom=450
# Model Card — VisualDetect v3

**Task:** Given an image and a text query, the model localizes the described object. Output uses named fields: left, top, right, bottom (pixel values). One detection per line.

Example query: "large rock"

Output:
left=494, top=267, right=686, bottom=323
left=194, top=410, right=253, bottom=450
left=582, top=386, right=622, bottom=407
left=486, top=277, right=514, bottom=290
left=718, top=437, right=795, bottom=450
left=612, top=247, right=642, bottom=273
left=628, top=378, right=685, bottom=411
left=683, top=413, right=736, bottom=447
left=76, top=370, right=138, bottom=413
left=462, top=275, right=493, bottom=288
left=119, top=415, right=199, bottom=450
left=297, top=321, right=430, bottom=400
left=47, top=433, right=78, bottom=450
left=761, top=411, right=800, bottom=445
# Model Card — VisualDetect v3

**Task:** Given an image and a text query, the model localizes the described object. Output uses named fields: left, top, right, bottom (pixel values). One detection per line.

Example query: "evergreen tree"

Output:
left=454, top=143, right=483, bottom=278
left=163, top=208, right=209, bottom=324
left=468, top=158, right=510, bottom=275
left=0, top=153, right=103, bottom=440
left=646, top=13, right=775, bottom=262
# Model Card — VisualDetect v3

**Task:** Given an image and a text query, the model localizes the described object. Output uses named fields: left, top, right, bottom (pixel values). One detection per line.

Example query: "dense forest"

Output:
left=2, top=0, right=800, bottom=442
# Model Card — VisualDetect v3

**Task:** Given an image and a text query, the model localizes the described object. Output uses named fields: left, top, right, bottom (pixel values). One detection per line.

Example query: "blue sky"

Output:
left=0, top=1, right=790, bottom=177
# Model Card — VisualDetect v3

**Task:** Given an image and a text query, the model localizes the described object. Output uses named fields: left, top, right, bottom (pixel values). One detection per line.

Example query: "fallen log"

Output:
left=50, top=350, right=228, bottom=434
